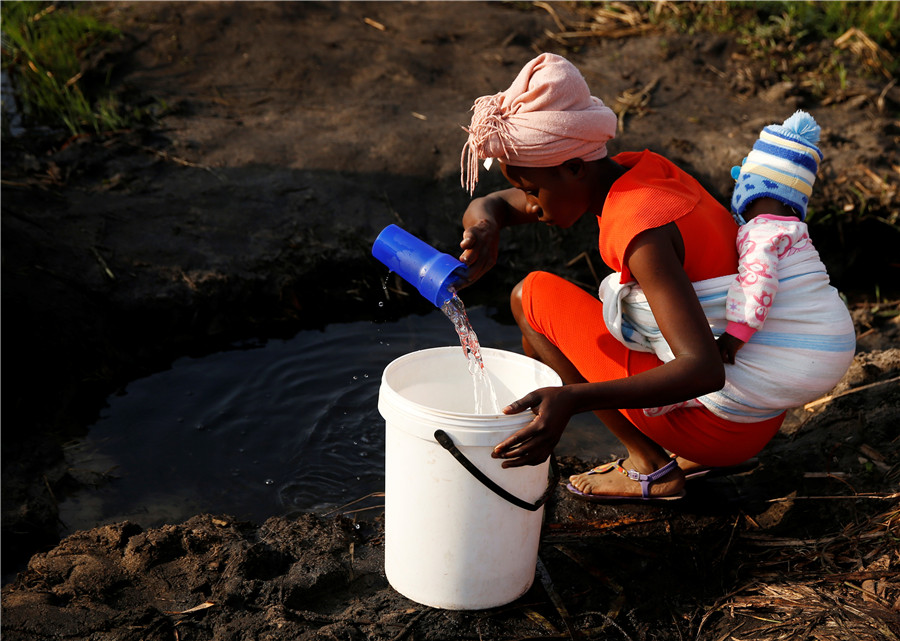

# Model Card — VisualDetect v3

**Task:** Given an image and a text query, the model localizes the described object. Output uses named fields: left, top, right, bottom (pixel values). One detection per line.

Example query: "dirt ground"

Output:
left=2, top=2, right=899, bottom=639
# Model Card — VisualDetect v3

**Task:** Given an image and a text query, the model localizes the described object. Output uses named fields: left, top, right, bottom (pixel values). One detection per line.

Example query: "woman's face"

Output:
left=500, top=162, right=589, bottom=228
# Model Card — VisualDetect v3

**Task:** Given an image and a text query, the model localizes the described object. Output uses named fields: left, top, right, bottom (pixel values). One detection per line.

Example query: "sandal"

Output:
left=566, top=458, right=685, bottom=502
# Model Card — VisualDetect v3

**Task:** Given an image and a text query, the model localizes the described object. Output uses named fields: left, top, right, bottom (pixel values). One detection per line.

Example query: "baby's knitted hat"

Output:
left=730, top=110, right=823, bottom=221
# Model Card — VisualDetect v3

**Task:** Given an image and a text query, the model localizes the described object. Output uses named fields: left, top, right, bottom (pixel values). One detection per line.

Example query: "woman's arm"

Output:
left=496, top=224, right=726, bottom=466
left=458, top=188, right=540, bottom=286
left=531, top=224, right=724, bottom=410
left=613, top=223, right=726, bottom=402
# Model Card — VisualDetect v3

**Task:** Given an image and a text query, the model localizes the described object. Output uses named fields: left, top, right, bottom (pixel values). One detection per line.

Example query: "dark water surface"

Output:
left=59, top=306, right=619, bottom=535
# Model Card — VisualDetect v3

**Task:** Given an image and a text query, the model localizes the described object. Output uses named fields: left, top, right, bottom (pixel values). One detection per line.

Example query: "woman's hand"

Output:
left=458, top=217, right=500, bottom=287
left=458, top=188, right=536, bottom=288
left=491, top=386, right=574, bottom=468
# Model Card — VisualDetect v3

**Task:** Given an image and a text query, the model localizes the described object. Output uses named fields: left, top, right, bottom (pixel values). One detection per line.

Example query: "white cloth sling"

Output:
left=599, top=250, right=856, bottom=423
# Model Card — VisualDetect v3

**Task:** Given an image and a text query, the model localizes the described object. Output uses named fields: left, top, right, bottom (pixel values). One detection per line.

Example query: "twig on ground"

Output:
left=132, top=144, right=226, bottom=181
left=90, top=247, right=115, bottom=281
left=164, top=601, right=215, bottom=616
left=803, top=375, right=900, bottom=411
left=536, top=556, right=582, bottom=640
left=613, top=77, right=659, bottom=133
left=321, top=491, right=385, bottom=518
left=765, top=492, right=900, bottom=504
left=389, top=608, right=430, bottom=641
left=363, top=17, right=386, bottom=31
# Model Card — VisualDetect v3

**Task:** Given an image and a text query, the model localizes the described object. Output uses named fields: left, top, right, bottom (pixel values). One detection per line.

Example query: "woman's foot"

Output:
left=568, top=457, right=685, bottom=500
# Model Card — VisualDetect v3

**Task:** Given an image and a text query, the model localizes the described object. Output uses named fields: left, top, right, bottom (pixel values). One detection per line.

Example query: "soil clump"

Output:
left=2, top=2, right=898, bottom=639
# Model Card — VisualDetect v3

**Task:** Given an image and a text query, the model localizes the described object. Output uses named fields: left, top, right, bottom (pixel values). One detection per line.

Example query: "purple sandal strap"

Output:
left=624, top=459, right=680, bottom=499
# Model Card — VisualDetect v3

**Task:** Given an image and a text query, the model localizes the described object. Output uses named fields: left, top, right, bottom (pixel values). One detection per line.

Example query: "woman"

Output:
left=456, top=52, right=787, bottom=501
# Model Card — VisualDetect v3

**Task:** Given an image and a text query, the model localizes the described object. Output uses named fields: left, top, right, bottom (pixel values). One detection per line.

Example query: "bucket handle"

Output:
left=434, top=429, right=559, bottom=512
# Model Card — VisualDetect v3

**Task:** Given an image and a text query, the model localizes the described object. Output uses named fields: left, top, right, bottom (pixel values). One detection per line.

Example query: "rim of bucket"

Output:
left=382, top=346, right=558, bottom=418
left=378, top=346, right=561, bottom=444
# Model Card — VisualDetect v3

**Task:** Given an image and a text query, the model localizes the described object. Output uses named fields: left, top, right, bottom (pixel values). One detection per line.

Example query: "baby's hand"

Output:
left=717, top=332, right=745, bottom=364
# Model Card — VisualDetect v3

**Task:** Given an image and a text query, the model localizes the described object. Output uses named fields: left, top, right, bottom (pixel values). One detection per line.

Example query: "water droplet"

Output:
left=264, top=478, right=275, bottom=486
left=378, top=301, right=384, bottom=307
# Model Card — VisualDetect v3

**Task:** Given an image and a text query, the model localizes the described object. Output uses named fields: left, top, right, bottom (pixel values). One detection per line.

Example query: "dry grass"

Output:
left=699, top=507, right=900, bottom=640
left=531, top=1, right=896, bottom=96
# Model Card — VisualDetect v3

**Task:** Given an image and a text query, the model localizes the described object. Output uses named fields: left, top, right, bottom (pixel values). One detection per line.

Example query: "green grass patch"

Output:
left=1, top=1, right=144, bottom=136
left=542, top=2, right=896, bottom=87
left=647, top=1, right=898, bottom=47
left=753, top=1, right=899, bottom=47
left=655, top=1, right=897, bottom=78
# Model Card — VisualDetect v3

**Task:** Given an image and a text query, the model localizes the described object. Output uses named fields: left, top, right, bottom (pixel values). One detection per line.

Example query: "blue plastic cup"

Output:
left=372, top=225, right=468, bottom=307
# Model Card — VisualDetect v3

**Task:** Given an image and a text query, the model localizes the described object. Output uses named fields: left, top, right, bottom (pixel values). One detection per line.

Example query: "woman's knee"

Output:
left=510, top=278, right=527, bottom=321
left=511, top=275, right=541, bottom=358
left=511, top=271, right=552, bottom=321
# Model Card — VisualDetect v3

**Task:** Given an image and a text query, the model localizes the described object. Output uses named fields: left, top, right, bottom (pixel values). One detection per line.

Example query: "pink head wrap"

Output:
left=460, top=53, right=618, bottom=194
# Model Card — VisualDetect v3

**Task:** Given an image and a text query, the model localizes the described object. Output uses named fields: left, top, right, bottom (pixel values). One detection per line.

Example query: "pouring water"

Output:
left=441, top=292, right=501, bottom=414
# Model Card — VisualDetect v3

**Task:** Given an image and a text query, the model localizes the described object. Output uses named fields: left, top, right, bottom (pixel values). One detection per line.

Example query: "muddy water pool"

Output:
left=59, top=306, right=619, bottom=535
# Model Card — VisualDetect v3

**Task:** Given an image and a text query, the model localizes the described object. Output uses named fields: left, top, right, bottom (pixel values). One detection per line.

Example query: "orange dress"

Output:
left=521, top=150, right=784, bottom=466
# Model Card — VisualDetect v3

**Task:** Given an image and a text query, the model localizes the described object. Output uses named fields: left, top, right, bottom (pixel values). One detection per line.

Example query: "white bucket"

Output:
left=378, top=346, right=562, bottom=610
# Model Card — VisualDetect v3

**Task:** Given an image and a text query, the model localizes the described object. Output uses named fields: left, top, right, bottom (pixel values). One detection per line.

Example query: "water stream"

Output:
left=441, top=293, right=501, bottom=414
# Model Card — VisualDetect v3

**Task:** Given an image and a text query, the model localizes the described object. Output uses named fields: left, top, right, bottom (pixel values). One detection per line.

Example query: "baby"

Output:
left=720, top=110, right=826, bottom=362
left=645, top=110, right=856, bottom=419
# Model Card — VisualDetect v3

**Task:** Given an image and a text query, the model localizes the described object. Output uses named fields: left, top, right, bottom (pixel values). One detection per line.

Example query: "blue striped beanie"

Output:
left=730, top=110, right=823, bottom=222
